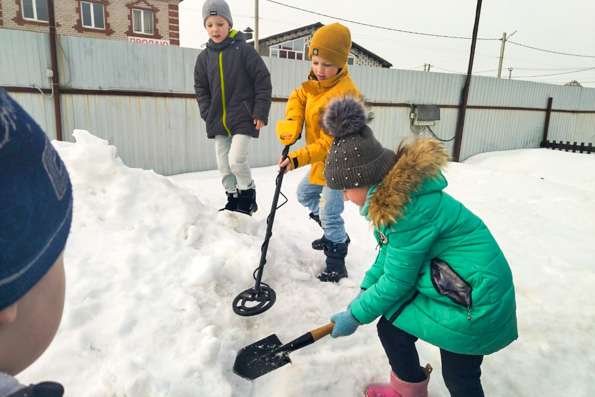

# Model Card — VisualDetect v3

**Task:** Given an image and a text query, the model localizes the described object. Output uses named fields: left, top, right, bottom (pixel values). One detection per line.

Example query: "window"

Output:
left=21, top=0, right=48, bottom=22
left=270, top=37, right=305, bottom=60
left=132, top=9, right=154, bottom=35
left=347, top=56, right=355, bottom=66
left=81, top=1, right=105, bottom=29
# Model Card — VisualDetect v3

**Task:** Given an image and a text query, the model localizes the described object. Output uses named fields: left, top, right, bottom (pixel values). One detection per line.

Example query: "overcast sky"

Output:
left=179, top=0, right=595, bottom=87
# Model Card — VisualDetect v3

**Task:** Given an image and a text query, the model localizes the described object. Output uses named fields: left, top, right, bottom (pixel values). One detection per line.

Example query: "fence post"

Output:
left=540, top=97, right=553, bottom=148
left=48, top=0, right=63, bottom=141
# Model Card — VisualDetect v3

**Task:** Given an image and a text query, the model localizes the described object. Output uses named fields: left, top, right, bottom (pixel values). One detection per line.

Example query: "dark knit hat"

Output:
left=308, top=23, right=352, bottom=67
left=323, top=97, right=397, bottom=190
left=0, top=89, right=72, bottom=310
left=202, top=0, right=233, bottom=27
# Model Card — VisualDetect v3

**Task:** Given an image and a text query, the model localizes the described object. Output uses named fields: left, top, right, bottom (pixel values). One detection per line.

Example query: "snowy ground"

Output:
left=21, top=131, right=595, bottom=396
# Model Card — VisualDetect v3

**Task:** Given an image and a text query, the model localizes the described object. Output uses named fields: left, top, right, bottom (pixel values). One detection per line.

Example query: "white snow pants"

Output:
left=214, top=134, right=255, bottom=193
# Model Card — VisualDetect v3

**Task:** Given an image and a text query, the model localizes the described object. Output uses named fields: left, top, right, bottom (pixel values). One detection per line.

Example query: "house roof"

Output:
left=255, top=22, right=393, bottom=68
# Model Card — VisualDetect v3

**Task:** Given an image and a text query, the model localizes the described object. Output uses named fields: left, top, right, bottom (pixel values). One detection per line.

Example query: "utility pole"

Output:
left=452, top=0, right=482, bottom=162
left=497, top=30, right=516, bottom=78
left=254, top=0, right=260, bottom=53
left=508, top=67, right=513, bottom=79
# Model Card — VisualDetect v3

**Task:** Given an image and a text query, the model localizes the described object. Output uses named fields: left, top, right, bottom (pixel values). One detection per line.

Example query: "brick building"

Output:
left=256, top=22, right=392, bottom=68
left=0, top=0, right=182, bottom=46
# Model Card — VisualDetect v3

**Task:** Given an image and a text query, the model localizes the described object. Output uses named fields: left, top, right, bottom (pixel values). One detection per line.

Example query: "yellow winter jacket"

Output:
left=279, top=68, right=361, bottom=185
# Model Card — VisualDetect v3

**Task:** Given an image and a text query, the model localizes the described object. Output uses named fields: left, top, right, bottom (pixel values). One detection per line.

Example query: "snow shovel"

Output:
left=233, top=322, right=334, bottom=380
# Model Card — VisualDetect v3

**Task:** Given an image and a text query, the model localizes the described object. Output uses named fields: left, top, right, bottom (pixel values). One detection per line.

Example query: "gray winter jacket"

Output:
left=194, top=31, right=272, bottom=138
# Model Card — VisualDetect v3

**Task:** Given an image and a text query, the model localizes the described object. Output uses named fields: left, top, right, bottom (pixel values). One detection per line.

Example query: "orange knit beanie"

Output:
left=308, top=23, right=352, bottom=67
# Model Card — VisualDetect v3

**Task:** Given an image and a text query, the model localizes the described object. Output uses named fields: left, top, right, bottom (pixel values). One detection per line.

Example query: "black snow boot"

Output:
left=219, top=190, right=239, bottom=212
left=236, top=188, right=258, bottom=215
left=312, top=234, right=350, bottom=251
left=318, top=239, right=349, bottom=282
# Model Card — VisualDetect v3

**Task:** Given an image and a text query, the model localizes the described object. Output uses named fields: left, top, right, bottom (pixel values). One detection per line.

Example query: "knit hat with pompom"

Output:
left=323, top=96, right=397, bottom=190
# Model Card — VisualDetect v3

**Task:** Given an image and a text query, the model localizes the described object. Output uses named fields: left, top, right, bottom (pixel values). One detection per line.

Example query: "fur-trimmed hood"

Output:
left=368, top=137, right=449, bottom=228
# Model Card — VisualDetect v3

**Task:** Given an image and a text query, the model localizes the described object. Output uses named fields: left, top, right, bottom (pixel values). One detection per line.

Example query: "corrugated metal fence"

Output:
left=1, top=29, right=594, bottom=175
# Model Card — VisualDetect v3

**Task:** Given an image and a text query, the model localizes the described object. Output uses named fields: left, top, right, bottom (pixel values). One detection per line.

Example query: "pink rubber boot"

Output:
left=365, top=364, right=432, bottom=397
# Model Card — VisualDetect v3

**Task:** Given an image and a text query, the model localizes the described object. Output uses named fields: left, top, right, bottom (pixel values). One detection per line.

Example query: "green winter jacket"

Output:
left=350, top=138, right=518, bottom=355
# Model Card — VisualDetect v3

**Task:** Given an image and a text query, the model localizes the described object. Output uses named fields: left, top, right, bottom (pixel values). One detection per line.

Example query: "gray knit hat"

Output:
left=323, top=97, right=397, bottom=190
left=202, top=0, right=233, bottom=27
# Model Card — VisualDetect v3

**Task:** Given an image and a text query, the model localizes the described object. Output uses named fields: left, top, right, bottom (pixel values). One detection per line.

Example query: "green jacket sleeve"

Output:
left=360, top=247, right=386, bottom=289
left=351, top=213, right=438, bottom=324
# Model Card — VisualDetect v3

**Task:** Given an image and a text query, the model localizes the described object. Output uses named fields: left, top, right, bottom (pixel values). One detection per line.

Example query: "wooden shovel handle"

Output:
left=310, top=322, right=335, bottom=341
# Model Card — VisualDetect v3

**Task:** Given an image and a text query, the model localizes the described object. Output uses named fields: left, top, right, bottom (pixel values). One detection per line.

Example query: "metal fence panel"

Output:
left=2, top=30, right=594, bottom=174
left=9, top=92, right=56, bottom=139
left=460, top=110, right=545, bottom=160
left=0, top=29, right=50, bottom=89
left=58, top=35, right=198, bottom=92
left=575, top=114, right=595, bottom=143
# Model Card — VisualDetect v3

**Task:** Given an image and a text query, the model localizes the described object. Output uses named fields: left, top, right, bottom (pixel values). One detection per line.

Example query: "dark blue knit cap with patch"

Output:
left=0, top=89, right=72, bottom=310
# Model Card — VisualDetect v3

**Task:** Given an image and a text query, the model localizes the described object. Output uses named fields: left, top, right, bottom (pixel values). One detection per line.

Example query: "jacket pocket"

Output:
left=430, top=258, right=473, bottom=319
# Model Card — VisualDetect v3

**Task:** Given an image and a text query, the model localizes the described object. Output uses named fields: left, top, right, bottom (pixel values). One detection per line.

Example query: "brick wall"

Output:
left=167, top=2, right=178, bottom=46
left=1, top=0, right=181, bottom=45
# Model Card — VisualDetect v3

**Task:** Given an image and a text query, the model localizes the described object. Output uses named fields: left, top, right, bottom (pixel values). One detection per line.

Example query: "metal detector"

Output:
left=232, top=144, right=291, bottom=316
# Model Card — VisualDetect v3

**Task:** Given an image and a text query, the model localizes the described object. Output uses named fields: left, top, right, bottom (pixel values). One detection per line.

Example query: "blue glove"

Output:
left=330, top=310, right=360, bottom=338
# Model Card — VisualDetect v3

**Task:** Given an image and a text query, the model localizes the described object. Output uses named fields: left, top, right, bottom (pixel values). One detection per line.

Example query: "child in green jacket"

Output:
left=322, top=97, right=517, bottom=397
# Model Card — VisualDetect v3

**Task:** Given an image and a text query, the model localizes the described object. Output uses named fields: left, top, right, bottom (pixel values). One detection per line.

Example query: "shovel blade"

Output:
left=233, top=334, right=291, bottom=380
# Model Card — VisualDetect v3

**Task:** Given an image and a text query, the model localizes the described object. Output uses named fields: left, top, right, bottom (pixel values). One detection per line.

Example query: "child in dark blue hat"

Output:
left=0, top=89, right=72, bottom=397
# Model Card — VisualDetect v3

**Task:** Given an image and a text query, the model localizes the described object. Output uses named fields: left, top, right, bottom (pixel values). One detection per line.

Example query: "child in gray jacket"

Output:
left=194, top=0, right=272, bottom=215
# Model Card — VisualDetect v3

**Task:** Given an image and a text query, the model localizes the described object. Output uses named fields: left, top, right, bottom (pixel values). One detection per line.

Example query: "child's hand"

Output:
left=276, top=120, right=301, bottom=145
left=278, top=155, right=297, bottom=173
left=254, top=118, right=265, bottom=130
left=330, top=310, right=360, bottom=338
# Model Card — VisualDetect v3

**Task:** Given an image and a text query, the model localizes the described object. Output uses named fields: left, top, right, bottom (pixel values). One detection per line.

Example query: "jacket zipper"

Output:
left=218, top=51, right=232, bottom=136
left=430, top=258, right=474, bottom=321
left=388, top=291, right=419, bottom=323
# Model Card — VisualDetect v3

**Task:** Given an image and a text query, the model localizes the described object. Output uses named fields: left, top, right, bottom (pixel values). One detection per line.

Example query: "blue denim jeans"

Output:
left=296, top=173, right=347, bottom=244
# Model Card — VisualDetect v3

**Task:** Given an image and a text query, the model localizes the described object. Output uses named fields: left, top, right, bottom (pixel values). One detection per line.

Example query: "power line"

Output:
left=264, top=0, right=500, bottom=41
left=264, top=0, right=595, bottom=63
left=512, top=66, right=595, bottom=71
left=514, top=66, right=595, bottom=78
left=508, top=40, right=595, bottom=59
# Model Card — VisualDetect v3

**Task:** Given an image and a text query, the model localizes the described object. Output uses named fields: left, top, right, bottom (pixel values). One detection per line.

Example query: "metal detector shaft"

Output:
left=254, top=145, right=291, bottom=291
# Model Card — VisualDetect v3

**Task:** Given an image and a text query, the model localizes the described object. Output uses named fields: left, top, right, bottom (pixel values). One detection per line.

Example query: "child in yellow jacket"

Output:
left=276, top=23, right=361, bottom=282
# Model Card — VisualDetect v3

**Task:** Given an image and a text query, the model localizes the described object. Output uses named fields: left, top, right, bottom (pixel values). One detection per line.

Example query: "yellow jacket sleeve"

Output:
left=288, top=131, right=334, bottom=168
left=276, top=87, right=306, bottom=145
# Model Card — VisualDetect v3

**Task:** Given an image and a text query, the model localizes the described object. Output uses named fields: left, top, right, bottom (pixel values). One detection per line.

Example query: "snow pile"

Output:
left=20, top=134, right=595, bottom=397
